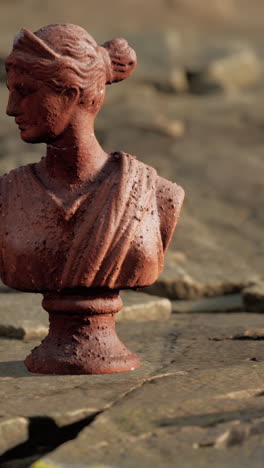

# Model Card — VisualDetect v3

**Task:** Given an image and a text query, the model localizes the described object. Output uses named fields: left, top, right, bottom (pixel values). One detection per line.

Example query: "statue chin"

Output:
left=19, top=130, right=49, bottom=144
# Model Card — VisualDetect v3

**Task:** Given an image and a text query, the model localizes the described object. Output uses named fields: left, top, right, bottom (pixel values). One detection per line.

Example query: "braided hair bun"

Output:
left=100, top=38, right=137, bottom=84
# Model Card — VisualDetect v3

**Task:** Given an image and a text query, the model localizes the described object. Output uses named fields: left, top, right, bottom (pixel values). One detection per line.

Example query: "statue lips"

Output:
left=15, top=118, right=27, bottom=131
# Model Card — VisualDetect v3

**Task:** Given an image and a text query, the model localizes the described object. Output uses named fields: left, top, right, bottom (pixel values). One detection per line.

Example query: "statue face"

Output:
left=6, top=68, right=75, bottom=144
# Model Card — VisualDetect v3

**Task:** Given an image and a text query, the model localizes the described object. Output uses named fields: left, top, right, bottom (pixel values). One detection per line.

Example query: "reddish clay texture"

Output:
left=25, top=290, right=140, bottom=374
left=1, top=24, right=185, bottom=374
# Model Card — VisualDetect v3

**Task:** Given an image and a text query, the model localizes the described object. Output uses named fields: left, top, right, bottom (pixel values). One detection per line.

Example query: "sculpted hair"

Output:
left=5, top=24, right=137, bottom=112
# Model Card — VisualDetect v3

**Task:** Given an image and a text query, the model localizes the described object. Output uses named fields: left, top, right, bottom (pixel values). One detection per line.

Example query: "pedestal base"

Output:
left=24, top=290, right=140, bottom=375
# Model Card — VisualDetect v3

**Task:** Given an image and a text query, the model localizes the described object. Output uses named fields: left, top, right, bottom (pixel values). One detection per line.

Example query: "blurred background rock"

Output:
left=0, top=0, right=263, bottom=299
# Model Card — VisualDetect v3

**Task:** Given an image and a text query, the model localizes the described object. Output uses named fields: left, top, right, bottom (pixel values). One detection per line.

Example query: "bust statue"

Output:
left=2, top=24, right=184, bottom=374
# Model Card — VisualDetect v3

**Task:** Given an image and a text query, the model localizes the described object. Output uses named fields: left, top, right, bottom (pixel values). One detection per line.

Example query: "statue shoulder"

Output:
left=0, top=164, right=34, bottom=202
left=119, top=153, right=184, bottom=251
left=117, top=151, right=157, bottom=187
left=156, top=175, right=185, bottom=251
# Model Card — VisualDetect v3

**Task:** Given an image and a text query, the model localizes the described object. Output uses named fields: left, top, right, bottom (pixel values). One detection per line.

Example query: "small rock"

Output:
left=243, top=282, right=264, bottom=312
left=146, top=241, right=261, bottom=300
left=249, top=419, right=264, bottom=437
left=214, top=427, right=245, bottom=448
left=172, top=294, right=243, bottom=313
left=213, top=418, right=264, bottom=449
left=207, top=48, right=262, bottom=90
left=146, top=267, right=258, bottom=300
left=243, top=328, right=264, bottom=339
left=153, top=115, right=186, bottom=139
left=232, top=328, right=264, bottom=340
left=185, top=42, right=262, bottom=94
left=119, top=291, right=171, bottom=322
left=217, top=388, right=264, bottom=400
left=160, top=68, right=188, bottom=93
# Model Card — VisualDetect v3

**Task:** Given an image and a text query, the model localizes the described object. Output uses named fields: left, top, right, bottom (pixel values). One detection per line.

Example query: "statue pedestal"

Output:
left=24, top=289, right=140, bottom=374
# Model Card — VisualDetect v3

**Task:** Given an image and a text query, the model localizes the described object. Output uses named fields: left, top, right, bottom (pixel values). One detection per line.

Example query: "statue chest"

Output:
left=0, top=187, right=163, bottom=291
left=0, top=191, right=74, bottom=290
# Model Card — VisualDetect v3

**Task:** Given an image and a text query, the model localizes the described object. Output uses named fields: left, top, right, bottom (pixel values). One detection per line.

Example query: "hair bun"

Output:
left=101, top=38, right=137, bottom=84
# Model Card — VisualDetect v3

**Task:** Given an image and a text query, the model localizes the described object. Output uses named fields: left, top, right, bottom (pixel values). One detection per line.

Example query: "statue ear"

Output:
left=61, top=86, right=80, bottom=108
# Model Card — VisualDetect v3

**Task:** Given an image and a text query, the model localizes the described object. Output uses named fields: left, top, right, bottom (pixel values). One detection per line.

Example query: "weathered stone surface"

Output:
left=207, top=48, right=262, bottom=90
left=0, top=293, right=46, bottom=340
left=118, top=291, right=171, bottom=322
left=185, top=43, right=263, bottom=93
left=1, top=311, right=264, bottom=464
left=0, top=291, right=171, bottom=341
left=36, top=360, right=264, bottom=468
left=233, top=328, right=264, bottom=340
left=0, top=319, right=176, bottom=454
left=0, top=416, right=29, bottom=456
left=243, top=282, right=264, bottom=312
left=146, top=254, right=259, bottom=300
left=172, top=294, right=243, bottom=313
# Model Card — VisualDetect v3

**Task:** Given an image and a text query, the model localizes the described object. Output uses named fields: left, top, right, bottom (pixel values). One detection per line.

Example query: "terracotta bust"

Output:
left=2, top=24, right=184, bottom=374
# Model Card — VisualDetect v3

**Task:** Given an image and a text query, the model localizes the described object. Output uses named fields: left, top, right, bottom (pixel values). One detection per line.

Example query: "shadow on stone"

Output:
left=0, top=412, right=101, bottom=468
left=0, top=361, right=37, bottom=378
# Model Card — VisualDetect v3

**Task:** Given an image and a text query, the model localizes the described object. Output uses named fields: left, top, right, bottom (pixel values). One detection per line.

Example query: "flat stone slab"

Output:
left=39, top=367, right=264, bottom=468
left=1, top=311, right=264, bottom=463
left=243, top=282, right=264, bottom=312
left=172, top=294, right=243, bottom=313
left=119, top=290, right=171, bottom=322
left=26, top=311, right=264, bottom=468
left=0, top=291, right=171, bottom=340
left=146, top=251, right=260, bottom=300
left=0, top=416, right=29, bottom=456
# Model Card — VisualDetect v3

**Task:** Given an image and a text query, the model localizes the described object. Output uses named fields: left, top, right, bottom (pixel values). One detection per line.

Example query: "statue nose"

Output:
left=6, top=92, right=21, bottom=116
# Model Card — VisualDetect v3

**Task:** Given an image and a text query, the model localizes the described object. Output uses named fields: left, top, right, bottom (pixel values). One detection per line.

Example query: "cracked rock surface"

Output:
left=1, top=311, right=264, bottom=467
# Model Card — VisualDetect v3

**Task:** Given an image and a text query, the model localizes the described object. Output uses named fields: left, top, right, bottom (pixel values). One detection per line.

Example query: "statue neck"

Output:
left=43, top=117, right=108, bottom=187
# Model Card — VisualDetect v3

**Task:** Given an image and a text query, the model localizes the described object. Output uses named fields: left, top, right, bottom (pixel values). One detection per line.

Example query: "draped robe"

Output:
left=0, top=152, right=184, bottom=292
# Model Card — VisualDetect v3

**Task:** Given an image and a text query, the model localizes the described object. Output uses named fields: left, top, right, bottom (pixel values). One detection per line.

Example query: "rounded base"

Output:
left=24, top=349, right=140, bottom=375
left=25, top=308, right=140, bottom=375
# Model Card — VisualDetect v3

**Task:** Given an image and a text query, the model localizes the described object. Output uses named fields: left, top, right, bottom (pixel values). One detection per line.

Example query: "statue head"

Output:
left=5, top=24, right=137, bottom=143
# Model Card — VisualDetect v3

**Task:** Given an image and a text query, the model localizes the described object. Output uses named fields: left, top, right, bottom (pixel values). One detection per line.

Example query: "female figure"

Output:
left=2, top=24, right=184, bottom=374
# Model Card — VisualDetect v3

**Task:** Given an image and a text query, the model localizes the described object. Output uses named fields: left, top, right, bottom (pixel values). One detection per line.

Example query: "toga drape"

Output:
left=0, top=152, right=184, bottom=292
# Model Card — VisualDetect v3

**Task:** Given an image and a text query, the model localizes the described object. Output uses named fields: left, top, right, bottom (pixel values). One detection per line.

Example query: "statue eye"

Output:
left=15, top=86, right=36, bottom=97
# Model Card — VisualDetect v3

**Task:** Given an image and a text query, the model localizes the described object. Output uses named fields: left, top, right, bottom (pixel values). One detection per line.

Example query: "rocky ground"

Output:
left=0, top=1, right=264, bottom=467
left=2, top=295, right=264, bottom=468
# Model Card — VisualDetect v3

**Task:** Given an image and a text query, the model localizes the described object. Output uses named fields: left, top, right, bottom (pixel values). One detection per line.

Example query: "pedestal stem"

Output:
left=24, top=290, right=140, bottom=374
